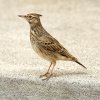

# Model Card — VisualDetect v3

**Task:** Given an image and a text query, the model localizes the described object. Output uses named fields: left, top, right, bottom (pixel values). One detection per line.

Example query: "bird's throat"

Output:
left=30, top=22, right=47, bottom=36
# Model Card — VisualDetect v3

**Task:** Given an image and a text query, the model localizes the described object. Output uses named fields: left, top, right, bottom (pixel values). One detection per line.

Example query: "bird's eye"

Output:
left=28, top=15, right=32, bottom=18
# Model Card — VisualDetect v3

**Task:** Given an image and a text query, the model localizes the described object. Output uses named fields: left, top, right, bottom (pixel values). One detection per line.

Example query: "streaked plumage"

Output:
left=19, top=13, right=87, bottom=80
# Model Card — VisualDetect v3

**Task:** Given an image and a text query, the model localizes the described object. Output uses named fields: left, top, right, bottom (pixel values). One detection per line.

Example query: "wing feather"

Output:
left=37, top=35, right=74, bottom=58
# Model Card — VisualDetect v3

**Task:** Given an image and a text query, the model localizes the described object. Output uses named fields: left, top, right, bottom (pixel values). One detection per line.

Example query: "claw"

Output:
left=40, top=72, right=53, bottom=80
left=40, top=72, right=50, bottom=78
left=42, top=73, right=53, bottom=81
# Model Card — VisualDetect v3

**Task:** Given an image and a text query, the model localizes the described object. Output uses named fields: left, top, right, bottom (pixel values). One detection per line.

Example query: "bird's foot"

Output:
left=42, top=73, right=53, bottom=81
left=40, top=72, right=53, bottom=80
left=40, top=72, right=50, bottom=78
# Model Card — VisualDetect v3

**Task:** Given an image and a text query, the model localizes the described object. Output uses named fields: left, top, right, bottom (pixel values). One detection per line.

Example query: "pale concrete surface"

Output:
left=0, top=0, right=100, bottom=100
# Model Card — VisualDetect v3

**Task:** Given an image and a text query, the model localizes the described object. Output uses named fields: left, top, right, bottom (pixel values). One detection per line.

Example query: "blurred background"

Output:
left=0, top=0, right=100, bottom=100
left=0, top=0, right=100, bottom=74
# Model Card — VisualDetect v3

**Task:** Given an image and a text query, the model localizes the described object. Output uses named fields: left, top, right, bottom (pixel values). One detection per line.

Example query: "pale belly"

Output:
left=30, top=42, right=54, bottom=61
left=30, top=38, right=68, bottom=61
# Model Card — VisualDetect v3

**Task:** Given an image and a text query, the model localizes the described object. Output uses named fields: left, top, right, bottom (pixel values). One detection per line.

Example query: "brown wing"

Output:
left=37, top=35, right=74, bottom=58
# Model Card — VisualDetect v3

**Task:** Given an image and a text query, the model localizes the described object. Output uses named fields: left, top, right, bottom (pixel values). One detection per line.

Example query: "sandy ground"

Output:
left=0, top=0, right=100, bottom=100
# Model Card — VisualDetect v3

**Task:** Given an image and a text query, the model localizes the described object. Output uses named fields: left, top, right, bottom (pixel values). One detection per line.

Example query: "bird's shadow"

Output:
left=52, top=70, right=88, bottom=78
left=17, top=67, right=88, bottom=79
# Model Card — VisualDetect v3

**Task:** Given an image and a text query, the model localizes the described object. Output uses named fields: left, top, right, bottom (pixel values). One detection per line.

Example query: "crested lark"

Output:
left=19, top=13, right=87, bottom=80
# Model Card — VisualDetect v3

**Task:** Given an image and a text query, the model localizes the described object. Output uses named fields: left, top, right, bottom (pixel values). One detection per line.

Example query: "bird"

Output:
left=18, top=13, right=87, bottom=80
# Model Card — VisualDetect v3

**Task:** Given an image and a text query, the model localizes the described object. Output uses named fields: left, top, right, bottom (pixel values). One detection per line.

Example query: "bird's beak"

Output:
left=18, top=15, right=27, bottom=18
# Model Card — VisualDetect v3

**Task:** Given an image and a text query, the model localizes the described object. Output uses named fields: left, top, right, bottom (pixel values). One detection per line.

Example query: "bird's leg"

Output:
left=50, top=62, right=56, bottom=75
left=42, top=62, right=56, bottom=80
left=40, top=62, right=52, bottom=78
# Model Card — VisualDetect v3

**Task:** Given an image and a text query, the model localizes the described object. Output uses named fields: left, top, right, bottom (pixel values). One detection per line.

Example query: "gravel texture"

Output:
left=0, top=0, right=100, bottom=100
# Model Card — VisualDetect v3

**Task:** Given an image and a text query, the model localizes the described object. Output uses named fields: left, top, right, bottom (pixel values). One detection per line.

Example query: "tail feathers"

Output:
left=75, top=60, right=87, bottom=69
left=72, top=57, right=87, bottom=69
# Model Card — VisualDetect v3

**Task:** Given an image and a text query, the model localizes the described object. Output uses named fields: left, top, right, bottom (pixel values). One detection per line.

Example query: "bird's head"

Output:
left=18, top=13, right=42, bottom=27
